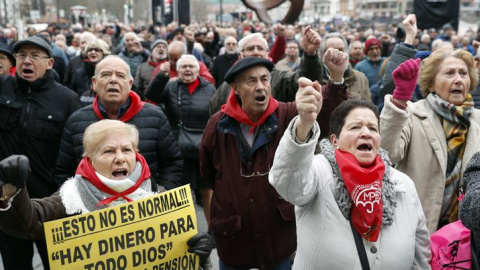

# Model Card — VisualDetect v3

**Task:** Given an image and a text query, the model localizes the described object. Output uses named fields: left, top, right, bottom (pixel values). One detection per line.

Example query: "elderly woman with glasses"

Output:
left=0, top=120, right=214, bottom=268
left=70, top=39, right=111, bottom=106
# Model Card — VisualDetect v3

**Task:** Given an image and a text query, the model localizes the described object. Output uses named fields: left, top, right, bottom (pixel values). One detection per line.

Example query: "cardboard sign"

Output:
left=44, top=185, right=199, bottom=270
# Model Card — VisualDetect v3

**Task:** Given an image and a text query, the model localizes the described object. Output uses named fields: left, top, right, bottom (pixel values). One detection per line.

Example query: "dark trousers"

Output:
left=0, top=230, right=50, bottom=270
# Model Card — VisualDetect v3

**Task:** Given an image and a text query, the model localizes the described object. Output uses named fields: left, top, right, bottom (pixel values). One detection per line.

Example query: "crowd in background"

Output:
left=2, top=13, right=480, bottom=270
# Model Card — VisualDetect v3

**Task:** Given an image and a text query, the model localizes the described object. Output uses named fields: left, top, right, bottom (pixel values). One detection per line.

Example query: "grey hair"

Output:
left=237, top=33, right=268, bottom=53
left=348, top=40, right=362, bottom=52
left=320, top=32, right=349, bottom=56
left=94, top=55, right=132, bottom=79
left=176, top=54, right=199, bottom=70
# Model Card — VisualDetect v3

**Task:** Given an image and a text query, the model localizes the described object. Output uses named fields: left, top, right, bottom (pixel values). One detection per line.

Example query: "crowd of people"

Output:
left=1, top=12, right=480, bottom=270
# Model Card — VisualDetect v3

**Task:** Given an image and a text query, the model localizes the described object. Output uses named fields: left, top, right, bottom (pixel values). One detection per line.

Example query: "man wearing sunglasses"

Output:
left=201, top=51, right=349, bottom=270
left=0, top=35, right=81, bottom=270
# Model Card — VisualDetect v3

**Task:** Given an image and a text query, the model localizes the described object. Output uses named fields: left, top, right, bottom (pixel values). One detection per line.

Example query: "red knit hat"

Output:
left=364, top=38, right=381, bottom=54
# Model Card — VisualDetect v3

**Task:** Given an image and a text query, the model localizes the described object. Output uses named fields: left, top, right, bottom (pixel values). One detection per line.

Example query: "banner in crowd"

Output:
left=44, top=185, right=199, bottom=270
left=414, top=0, right=459, bottom=31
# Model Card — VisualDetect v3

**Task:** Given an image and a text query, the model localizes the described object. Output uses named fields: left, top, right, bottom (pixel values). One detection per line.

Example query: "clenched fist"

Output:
left=295, top=77, right=323, bottom=141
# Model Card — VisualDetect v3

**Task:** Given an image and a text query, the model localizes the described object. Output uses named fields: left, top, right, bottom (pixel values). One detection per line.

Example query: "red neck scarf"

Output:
left=149, top=58, right=167, bottom=67
left=335, top=149, right=385, bottom=242
left=186, top=78, right=200, bottom=95
left=93, top=91, right=145, bottom=122
left=75, top=153, right=151, bottom=205
left=221, top=88, right=278, bottom=133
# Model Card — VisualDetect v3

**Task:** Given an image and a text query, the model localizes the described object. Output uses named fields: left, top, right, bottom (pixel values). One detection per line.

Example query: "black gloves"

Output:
left=187, top=232, right=214, bottom=265
left=0, top=155, right=30, bottom=189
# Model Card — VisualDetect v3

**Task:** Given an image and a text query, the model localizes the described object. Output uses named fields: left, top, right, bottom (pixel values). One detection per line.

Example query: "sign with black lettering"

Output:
left=44, top=185, right=199, bottom=270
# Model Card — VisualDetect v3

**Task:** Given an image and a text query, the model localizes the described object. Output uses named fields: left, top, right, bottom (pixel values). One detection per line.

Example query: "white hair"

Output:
left=176, top=54, right=199, bottom=71
left=237, top=33, right=268, bottom=53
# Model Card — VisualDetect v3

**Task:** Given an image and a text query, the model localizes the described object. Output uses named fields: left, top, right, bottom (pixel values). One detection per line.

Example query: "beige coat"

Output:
left=380, top=95, right=480, bottom=233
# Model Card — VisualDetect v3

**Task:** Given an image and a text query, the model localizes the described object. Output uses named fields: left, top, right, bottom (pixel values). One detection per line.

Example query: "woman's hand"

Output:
left=187, top=232, right=214, bottom=265
left=392, top=58, right=421, bottom=103
left=0, top=155, right=30, bottom=201
left=296, top=77, right=322, bottom=142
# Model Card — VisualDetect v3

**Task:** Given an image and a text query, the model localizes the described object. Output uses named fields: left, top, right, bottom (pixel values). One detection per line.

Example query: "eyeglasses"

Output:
left=240, top=147, right=271, bottom=178
left=87, top=48, right=103, bottom=53
left=242, top=45, right=267, bottom=53
left=14, top=52, right=49, bottom=61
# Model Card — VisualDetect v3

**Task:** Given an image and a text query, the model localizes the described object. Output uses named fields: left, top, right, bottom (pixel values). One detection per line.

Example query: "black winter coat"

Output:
left=55, top=96, right=184, bottom=190
left=0, top=71, right=81, bottom=198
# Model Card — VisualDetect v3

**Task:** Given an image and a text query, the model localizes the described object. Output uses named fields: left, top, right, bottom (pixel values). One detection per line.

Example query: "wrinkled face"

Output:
left=285, top=43, right=299, bottom=58
left=92, top=57, right=133, bottom=107
left=241, top=37, right=268, bottom=59
left=331, top=108, right=380, bottom=167
left=87, top=47, right=104, bottom=63
left=91, top=133, right=136, bottom=180
left=367, top=45, right=381, bottom=61
left=224, top=37, right=237, bottom=54
left=350, top=42, right=364, bottom=59
left=231, top=66, right=271, bottom=122
left=124, top=34, right=138, bottom=52
left=0, top=52, right=13, bottom=75
left=151, top=43, right=167, bottom=61
left=178, top=58, right=199, bottom=83
left=15, top=44, right=53, bottom=82
left=430, top=56, right=471, bottom=106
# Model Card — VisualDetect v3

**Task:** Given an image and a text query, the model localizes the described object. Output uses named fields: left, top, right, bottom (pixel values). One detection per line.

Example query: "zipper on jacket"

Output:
left=23, top=87, right=31, bottom=127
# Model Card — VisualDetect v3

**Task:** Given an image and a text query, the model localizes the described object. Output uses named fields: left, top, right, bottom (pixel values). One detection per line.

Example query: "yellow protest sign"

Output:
left=44, top=185, right=199, bottom=270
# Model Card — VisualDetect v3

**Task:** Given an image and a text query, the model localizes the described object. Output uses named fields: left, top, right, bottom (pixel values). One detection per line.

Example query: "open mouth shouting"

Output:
left=111, top=168, right=128, bottom=180
left=357, top=143, right=373, bottom=152
left=254, top=94, right=267, bottom=104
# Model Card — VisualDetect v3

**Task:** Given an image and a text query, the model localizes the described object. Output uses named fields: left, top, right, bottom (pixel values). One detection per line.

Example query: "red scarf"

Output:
left=335, top=149, right=385, bottom=242
left=148, top=58, right=167, bottom=68
left=221, top=88, right=278, bottom=133
left=186, top=78, right=200, bottom=95
left=93, top=91, right=145, bottom=122
left=75, top=153, right=151, bottom=205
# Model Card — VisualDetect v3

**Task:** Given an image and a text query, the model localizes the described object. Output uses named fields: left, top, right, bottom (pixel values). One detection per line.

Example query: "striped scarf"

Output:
left=427, top=93, right=473, bottom=226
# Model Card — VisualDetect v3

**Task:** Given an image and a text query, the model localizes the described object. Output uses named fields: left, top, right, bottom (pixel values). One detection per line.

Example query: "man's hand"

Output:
left=184, top=27, right=195, bottom=43
left=295, top=77, right=322, bottom=142
left=133, top=40, right=143, bottom=53
left=159, top=62, right=170, bottom=76
left=273, top=23, right=286, bottom=38
left=323, top=48, right=348, bottom=82
left=402, top=14, right=417, bottom=45
left=301, top=26, right=321, bottom=56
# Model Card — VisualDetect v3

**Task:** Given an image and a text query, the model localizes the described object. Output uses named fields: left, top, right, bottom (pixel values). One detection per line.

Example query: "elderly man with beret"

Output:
left=200, top=48, right=349, bottom=270
left=0, top=36, right=81, bottom=270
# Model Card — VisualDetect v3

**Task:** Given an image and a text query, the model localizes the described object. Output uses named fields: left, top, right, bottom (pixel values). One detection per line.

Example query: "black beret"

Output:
left=13, top=36, right=52, bottom=58
left=224, top=58, right=274, bottom=84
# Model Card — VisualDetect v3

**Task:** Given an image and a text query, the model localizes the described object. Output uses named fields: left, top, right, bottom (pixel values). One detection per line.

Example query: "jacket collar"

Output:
left=15, top=70, right=56, bottom=93
left=218, top=111, right=280, bottom=162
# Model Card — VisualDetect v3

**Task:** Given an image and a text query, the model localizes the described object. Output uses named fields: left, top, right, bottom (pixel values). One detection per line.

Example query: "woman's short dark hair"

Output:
left=329, top=100, right=379, bottom=137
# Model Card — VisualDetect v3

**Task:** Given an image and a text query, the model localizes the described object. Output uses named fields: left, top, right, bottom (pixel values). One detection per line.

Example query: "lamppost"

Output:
left=220, top=0, right=223, bottom=25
